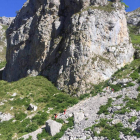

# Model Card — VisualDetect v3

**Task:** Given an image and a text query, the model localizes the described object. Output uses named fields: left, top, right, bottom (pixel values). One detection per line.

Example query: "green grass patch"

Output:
left=111, top=59, right=140, bottom=80
left=130, top=70, right=139, bottom=80
left=37, top=117, right=74, bottom=140
left=97, top=98, right=113, bottom=115
left=86, top=119, right=132, bottom=140
left=128, top=25, right=140, bottom=45
left=0, top=61, right=6, bottom=69
left=0, top=76, right=79, bottom=139
left=128, top=116, right=137, bottom=124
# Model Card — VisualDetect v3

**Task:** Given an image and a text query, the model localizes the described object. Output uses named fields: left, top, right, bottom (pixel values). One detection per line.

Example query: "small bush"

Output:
left=15, top=112, right=27, bottom=121
left=109, top=84, right=122, bottom=92
left=126, top=82, right=135, bottom=87
left=137, top=86, right=140, bottom=91
left=130, top=70, right=139, bottom=80
left=97, top=98, right=113, bottom=115
left=25, top=123, right=38, bottom=132
left=32, top=112, right=48, bottom=125
left=37, top=129, right=48, bottom=140
left=116, top=95, right=123, bottom=99
left=79, top=93, right=90, bottom=100
left=128, top=116, right=137, bottom=124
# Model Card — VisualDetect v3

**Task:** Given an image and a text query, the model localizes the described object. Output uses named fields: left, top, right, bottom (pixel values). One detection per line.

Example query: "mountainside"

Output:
left=126, top=7, right=140, bottom=59
left=0, top=17, right=14, bottom=66
left=1, top=2, right=140, bottom=140
left=127, top=7, right=140, bottom=26
left=3, top=0, right=134, bottom=95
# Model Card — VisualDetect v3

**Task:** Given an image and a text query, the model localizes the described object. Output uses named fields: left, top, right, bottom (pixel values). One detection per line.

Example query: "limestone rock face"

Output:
left=46, top=120, right=62, bottom=136
left=127, top=8, right=140, bottom=26
left=3, top=0, right=134, bottom=95
left=0, top=17, right=14, bottom=25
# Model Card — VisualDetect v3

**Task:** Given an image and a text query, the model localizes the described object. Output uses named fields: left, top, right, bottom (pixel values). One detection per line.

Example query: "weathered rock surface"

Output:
left=46, top=120, right=62, bottom=136
left=3, top=0, right=134, bottom=95
left=58, top=83, right=139, bottom=140
left=127, top=8, right=140, bottom=26
left=0, top=17, right=14, bottom=26
left=28, top=103, right=37, bottom=111
left=0, top=17, right=14, bottom=63
left=0, top=112, right=13, bottom=122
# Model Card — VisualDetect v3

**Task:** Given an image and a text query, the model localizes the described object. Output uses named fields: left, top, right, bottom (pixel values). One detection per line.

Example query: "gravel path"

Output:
left=58, top=94, right=109, bottom=140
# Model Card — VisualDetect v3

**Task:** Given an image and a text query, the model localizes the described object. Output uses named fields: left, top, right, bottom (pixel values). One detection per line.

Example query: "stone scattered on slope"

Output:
left=46, top=120, right=62, bottom=136
left=0, top=17, right=14, bottom=25
left=0, top=112, right=13, bottom=122
left=59, top=83, right=139, bottom=140
left=28, top=104, right=37, bottom=111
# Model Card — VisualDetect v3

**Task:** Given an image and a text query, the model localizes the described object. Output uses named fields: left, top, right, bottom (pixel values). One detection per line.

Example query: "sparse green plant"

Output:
left=128, top=116, right=137, bottom=124
left=97, top=98, right=113, bottom=115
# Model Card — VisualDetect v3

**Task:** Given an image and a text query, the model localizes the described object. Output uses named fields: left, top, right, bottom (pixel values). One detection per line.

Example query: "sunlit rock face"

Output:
left=3, top=0, right=134, bottom=95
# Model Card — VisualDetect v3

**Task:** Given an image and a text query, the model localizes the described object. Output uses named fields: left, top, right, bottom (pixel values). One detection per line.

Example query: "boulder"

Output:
left=112, top=119, right=121, bottom=125
left=74, top=112, right=84, bottom=123
left=28, top=104, right=37, bottom=111
left=46, top=120, right=62, bottom=136
left=0, top=113, right=13, bottom=122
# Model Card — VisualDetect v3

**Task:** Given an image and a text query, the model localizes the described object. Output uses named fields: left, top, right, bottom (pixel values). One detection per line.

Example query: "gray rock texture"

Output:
left=0, top=17, right=14, bottom=63
left=28, top=103, right=38, bottom=111
left=0, top=17, right=14, bottom=26
left=127, top=8, right=140, bottom=26
left=46, top=120, right=62, bottom=136
left=3, top=0, right=134, bottom=95
left=0, top=112, right=13, bottom=122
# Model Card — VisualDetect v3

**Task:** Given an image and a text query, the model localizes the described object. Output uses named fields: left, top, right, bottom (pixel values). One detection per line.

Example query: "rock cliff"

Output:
left=0, top=17, right=14, bottom=63
left=0, top=17, right=14, bottom=25
left=3, top=0, right=134, bottom=95
left=126, top=8, right=140, bottom=59
left=127, top=7, right=140, bottom=26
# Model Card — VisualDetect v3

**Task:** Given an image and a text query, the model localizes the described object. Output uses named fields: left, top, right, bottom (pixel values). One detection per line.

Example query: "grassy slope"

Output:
left=128, top=25, right=140, bottom=46
left=0, top=76, right=79, bottom=140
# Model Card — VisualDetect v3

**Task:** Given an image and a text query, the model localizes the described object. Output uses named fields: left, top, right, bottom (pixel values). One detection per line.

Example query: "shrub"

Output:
left=137, top=86, right=140, bottom=91
left=130, top=70, right=139, bottom=80
left=109, top=84, right=122, bottom=92
left=37, top=129, right=48, bottom=140
left=88, top=119, right=132, bottom=140
left=79, top=93, right=90, bottom=100
left=116, top=95, right=123, bottom=99
left=32, top=112, right=48, bottom=125
left=15, top=112, right=27, bottom=121
left=97, top=98, right=113, bottom=115
left=25, top=123, right=38, bottom=132
left=128, top=116, right=137, bottom=124
left=126, top=82, right=135, bottom=87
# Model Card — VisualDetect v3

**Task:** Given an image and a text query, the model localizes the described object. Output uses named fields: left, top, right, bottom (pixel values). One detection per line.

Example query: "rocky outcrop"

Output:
left=0, top=112, right=13, bottom=122
left=3, top=0, right=134, bottom=95
left=127, top=8, right=140, bottom=26
left=46, top=120, right=62, bottom=136
left=0, top=17, right=14, bottom=63
left=0, top=17, right=14, bottom=25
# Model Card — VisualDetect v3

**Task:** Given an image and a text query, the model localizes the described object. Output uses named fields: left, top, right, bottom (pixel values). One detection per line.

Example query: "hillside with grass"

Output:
left=1, top=1, right=140, bottom=140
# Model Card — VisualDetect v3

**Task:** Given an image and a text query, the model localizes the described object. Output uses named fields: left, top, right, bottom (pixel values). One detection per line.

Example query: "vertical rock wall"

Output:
left=3, top=0, right=134, bottom=95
